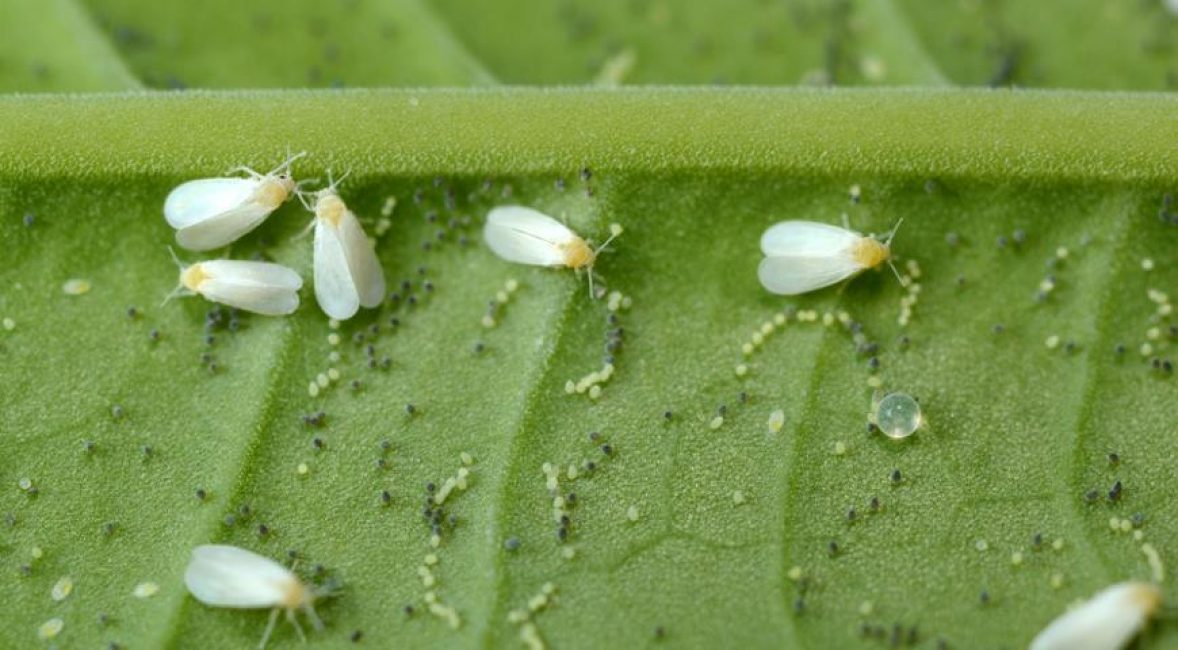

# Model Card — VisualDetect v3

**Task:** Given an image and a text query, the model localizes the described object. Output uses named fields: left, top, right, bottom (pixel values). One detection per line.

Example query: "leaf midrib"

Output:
left=0, top=89, right=1174, bottom=186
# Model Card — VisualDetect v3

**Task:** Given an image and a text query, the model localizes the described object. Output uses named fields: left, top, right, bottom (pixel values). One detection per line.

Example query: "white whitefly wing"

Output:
left=165, top=178, right=259, bottom=229
left=200, top=260, right=303, bottom=290
left=184, top=545, right=298, bottom=609
left=196, top=260, right=302, bottom=316
left=483, top=206, right=576, bottom=267
left=314, top=218, right=361, bottom=320
left=757, top=254, right=862, bottom=295
left=176, top=203, right=275, bottom=252
left=336, top=209, right=386, bottom=308
left=759, top=220, right=862, bottom=257
left=1030, top=582, right=1161, bottom=650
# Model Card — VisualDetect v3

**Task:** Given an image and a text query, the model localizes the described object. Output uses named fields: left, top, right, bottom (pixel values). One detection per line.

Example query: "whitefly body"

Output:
left=185, top=544, right=324, bottom=649
left=758, top=220, right=894, bottom=296
left=1030, top=581, right=1162, bottom=650
left=311, top=188, right=386, bottom=320
left=483, top=207, right=622, bottom=299
left=177, top=259, right=302, bottom=316
left=164, top=154, right=303, bottom=251
left=484, top=206, right=599, bottom=269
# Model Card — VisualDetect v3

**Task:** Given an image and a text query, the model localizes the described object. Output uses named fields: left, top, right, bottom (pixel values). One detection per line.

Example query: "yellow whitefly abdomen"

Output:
left=561, top=237, right=596, bottom=270
left=850, top=237, right=890, bottom=270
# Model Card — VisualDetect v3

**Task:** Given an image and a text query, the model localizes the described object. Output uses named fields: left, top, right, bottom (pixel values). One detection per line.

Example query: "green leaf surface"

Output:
left=1, top=88, right=1176, bottom=650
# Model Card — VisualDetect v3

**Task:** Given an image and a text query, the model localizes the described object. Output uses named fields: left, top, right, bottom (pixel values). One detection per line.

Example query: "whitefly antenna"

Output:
left=885, top=217, right=905, bottom=246
left=593, top=223, right=624, bottom=256
left=161, top=246, right=189, bottom=306
left=268, top=150, right=308, bottom=177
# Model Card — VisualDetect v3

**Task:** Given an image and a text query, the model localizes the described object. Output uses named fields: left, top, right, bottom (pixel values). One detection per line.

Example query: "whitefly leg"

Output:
left=287, top=608, right=307, bottom=643
left=258, top=607, right=281, bottom=650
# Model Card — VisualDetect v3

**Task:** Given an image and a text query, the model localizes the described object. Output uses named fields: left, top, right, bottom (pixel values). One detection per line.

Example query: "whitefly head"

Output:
left=254, top=151, right=307, bottom=209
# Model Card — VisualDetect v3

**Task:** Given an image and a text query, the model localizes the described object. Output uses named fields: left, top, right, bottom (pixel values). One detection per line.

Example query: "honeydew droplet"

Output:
left=37, top=618, right=64, bottom=640
left=874, top=393, right=921, bottom=439
left=297, top=462, right=309, bottom=475
left=975, top=539, right=989, bottom=552
left=1045, top=335, right=1060, bottom=350
left=62, top=278, right=91, bottom=295
left=2, top=317, right=14, bottom=331
left=733, top=490, right=746, bottom=505
left=1011, top=551, right=1024, bottom=566
left=562, top=546, right=576, bottom=560
left=626, top=505, right=639, bottom=522
left=133, top=581, right=160, bottom=598
left=833, top=441, right=847, bottom=456
left=734, top=364, right=748, bottom=377
left=858, top=601, right=874, bottom=616
left=18, top=477, right=33, bottom=491
left=1052, top=538, right=1064, bottom=551
left=31, top=546, right=44, bottom=560
left=786, top=566, right=803, bottom=582
left=1142, top=258, right=1155, bottom=271
left=1055, top=246, right=1069, bottom=260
